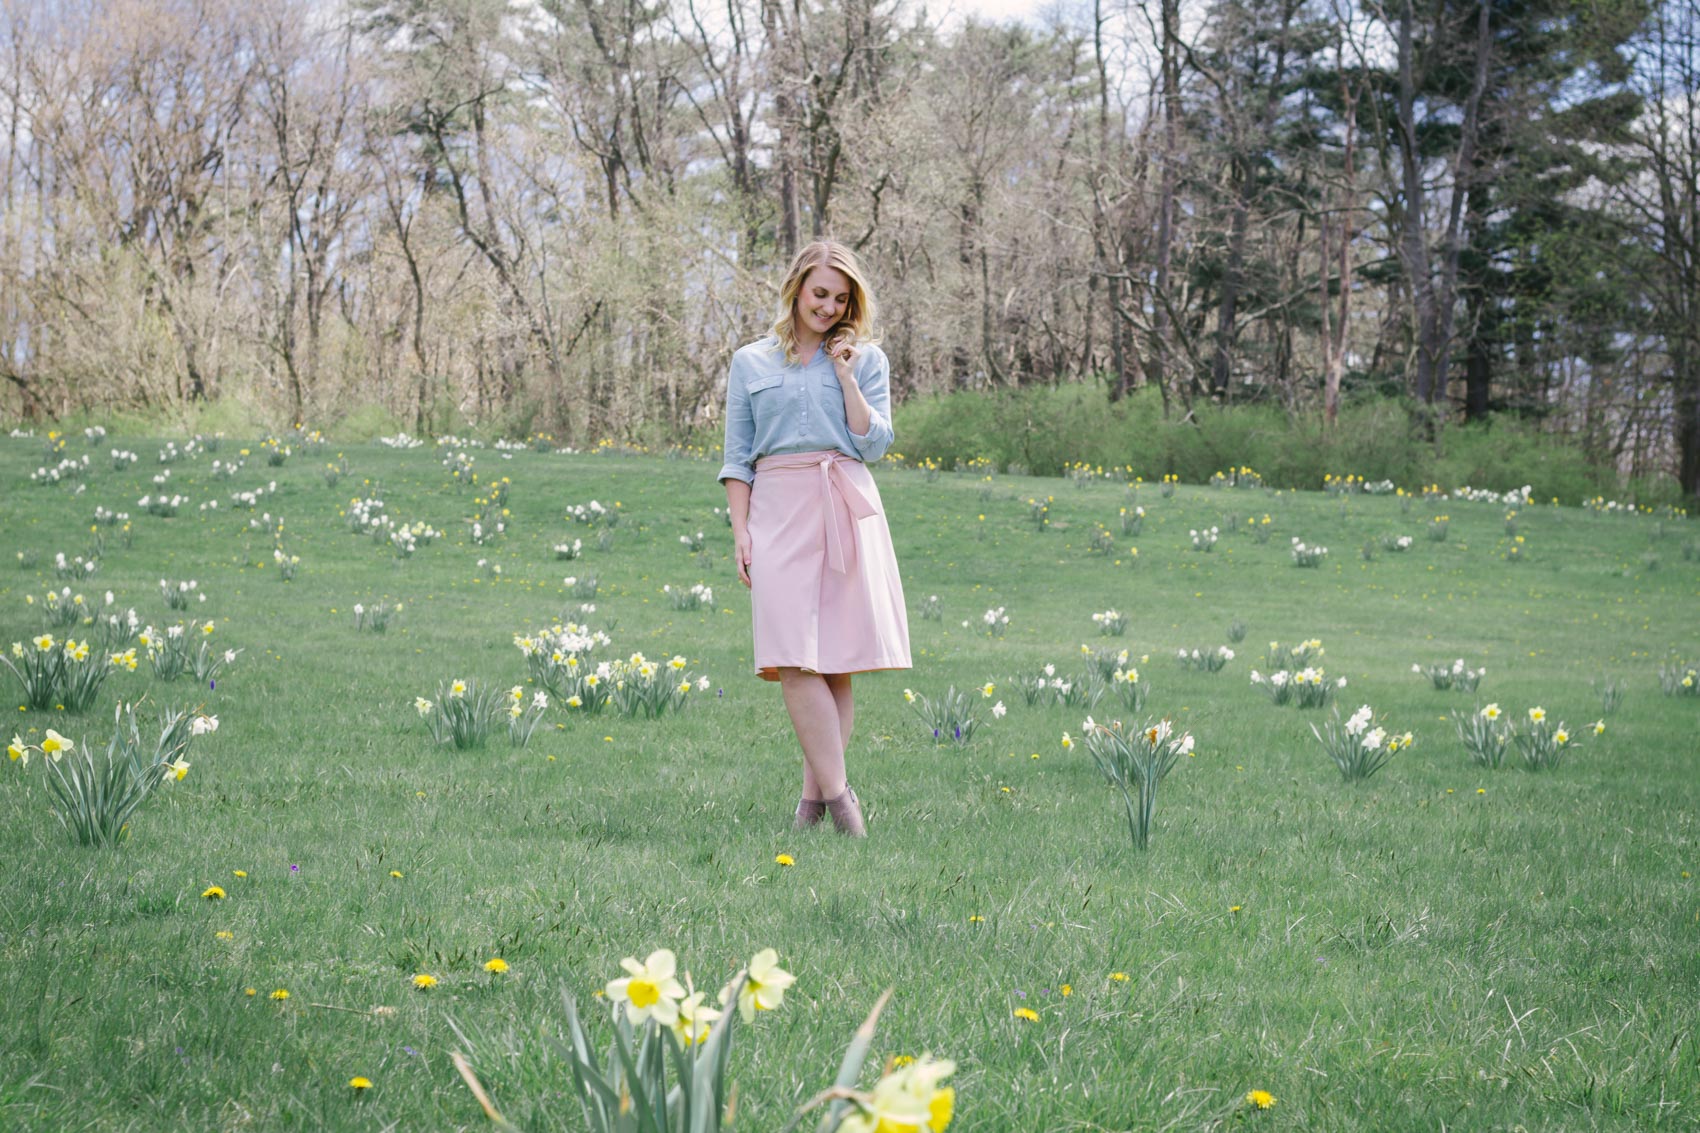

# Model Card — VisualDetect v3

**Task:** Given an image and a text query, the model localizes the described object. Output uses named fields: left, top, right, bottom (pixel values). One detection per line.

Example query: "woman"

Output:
left=717, top=241, right=911, bottom=836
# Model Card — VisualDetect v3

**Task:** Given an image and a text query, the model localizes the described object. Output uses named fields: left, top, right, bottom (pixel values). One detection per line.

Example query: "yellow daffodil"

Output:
left=40, top=730, right=72, bottom=759
left=837, top=1055, right=955, bottom=1133
left=733, top=948, right=795, bottom=1024
left=450, top=680, right=467, bottom=697
left=979, top=682, right=995, bottom=697
left=168, top=758, right=190, bottom=781
left=1554, top=728, right=1569, bottom=744
left=1480, top=703, right=1501, bottom=721
left=671, top=990, right=721, bottom=1047
left=607, top=949, right=687, bottom=1026
left=1528, top=706, right=1546, bottom=723
left=7, top=735, right=24, bottom=764
left=1592, top=719, right=1606, bottom=735
left=33, top=634, right=54, bottom=651
left=903, top=688, right=915, bottom=703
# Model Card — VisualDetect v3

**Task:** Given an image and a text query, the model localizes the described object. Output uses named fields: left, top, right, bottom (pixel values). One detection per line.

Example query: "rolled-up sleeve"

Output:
left=717, top=355, right=755, bottom=485
left=848, top=348, right=895, bottom=463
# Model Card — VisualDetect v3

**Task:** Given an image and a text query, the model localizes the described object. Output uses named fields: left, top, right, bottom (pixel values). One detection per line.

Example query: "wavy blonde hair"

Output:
left=769, top=241, right=881, bottom=364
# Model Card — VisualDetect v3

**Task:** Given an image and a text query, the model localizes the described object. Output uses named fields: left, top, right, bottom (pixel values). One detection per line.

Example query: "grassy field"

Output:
left=0, top=434, right=1696, bottom=1132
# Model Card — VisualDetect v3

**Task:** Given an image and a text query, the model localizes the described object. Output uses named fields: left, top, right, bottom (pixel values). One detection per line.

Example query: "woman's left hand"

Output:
left=826, top=335, right=861, bottom=383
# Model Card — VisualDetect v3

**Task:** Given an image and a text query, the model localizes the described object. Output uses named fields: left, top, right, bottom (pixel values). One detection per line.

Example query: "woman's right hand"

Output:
left=734, top=527, right=753, bottom=588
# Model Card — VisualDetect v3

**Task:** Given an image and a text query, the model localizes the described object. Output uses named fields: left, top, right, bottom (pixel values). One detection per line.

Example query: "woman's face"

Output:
left=794, top=266, right=852, bottom=338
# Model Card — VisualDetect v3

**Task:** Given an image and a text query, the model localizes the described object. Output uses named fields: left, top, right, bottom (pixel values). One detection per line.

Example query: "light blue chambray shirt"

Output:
left=716, top=335, right=895, bottom=485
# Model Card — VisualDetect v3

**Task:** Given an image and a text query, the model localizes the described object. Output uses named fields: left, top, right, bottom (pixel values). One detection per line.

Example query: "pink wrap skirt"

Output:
left=749, top=450, right=911, bottom=681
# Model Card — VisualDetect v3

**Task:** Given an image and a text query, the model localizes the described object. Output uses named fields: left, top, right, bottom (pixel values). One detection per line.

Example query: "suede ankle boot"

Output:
left=793, top=797, right=827, bottom=829
left=823, top=785, right=866, bottom=837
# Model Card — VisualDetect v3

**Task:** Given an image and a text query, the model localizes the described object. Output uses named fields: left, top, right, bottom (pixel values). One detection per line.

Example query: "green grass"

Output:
left=1, top=437, right=1696, bottom=1131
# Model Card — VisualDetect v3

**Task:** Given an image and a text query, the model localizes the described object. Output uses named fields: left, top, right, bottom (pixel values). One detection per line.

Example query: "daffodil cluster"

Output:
left=1078, top=715, right=1195, bottom=850
left=1176, top=645, right=1234, bottom=673
left=1313, top=704, right=1412, bottom=782
left=1658, top=661, right=1698, bottom=698
left=607, top=652, right=712, bottom=719
left=33, top=702, right=212, bottom=847
left=664, top=582, right=713, bottom=611
left=417, top=677, right=506, bottom=749
left=1261, top=638, right=1324, bottom=669
left=1012, top=661, right=1103, bottom=709
left=52, top=551, right=99, bottom=581
left=505, top=685, right=550, bottom=746
left=1091, top=609, right=1128, bottom=637
left=1456, top=702, right=1512, bottom=768
left=516, top=622, right=613, bottom=706
left=1413, top=658, right=1485, bottom=692
left=1290, top=537, right=1329, bottom=567
left=353, top=601, right=402, bottom=633
left=1189, top=526, right=1219, bottom=552
left=838, top=1056, right=956, bottom=1133
left=1250, top=666, right=1345, bottom=708
left=2, top=633, right=119, bottom=711
left=546, top=945, right=800, bottom=1133
left=1380, top=532, right=1414, bottom=552
left=140, top=620, right=238, bottom=684
left=904, top=684, right=999, bottom=744
left=30, top=454, right=91, bottom=485
left=30, top=585, right=89, bottom=629
left=159, top=578, right=203, bottom=611
left=1509, top=706, right=1586, bottom=771
left=564, top=499, right=620, bottom=527
left=139, top=493, right=188, bottom=517
left=1119, top=504, right=1145, bottom=535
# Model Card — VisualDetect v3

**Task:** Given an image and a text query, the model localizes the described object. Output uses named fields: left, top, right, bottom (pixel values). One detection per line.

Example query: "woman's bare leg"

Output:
left=824, top=673, right=854, bottom=755
left=778, top=668, right=847, bottom=800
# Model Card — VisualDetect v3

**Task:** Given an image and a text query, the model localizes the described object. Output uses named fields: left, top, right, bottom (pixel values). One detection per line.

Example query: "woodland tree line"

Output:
left=1, top=0, right=1697, bottom=494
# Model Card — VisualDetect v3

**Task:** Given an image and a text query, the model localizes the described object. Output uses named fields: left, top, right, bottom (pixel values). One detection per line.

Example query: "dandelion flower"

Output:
left=390, top=870, right=403, bottom=879
left=244, top=988, right=257, bottom=997
left=202, top=886, right=226, bottom=900
left=1059, top=984, right=1072, bottom=997
left=1245, top=1089, right=1277, bottom=1110
left=774, top=853, right=795, bottom=866
left=270, top=989, right=290, bottom=1001
left=350, top=1077, right=373, bottom=1090
left=1109, top=972, right=1129, bottom=982
left=484, top=958, right=509, bottom=974
left=1013, top=1007, right=1039, bottom=1022
left=216, top=930, right=234, bottom=940
left=967, top=915, right=984, bottom=923
left=233, top=870, right=247, bottom=878
left=412, top=973, right=437, bottom=990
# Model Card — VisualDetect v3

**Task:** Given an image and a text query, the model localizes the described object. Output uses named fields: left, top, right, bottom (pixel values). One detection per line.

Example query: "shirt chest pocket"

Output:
left=746, top=373, right=783, bottom=397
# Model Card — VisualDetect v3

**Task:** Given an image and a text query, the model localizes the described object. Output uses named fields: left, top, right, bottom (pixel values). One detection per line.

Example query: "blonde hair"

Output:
left=769, top=241, right=881, bottom=364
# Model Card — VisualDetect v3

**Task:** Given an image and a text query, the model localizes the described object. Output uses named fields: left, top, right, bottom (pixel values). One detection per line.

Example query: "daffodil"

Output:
left=415, top=697, right=433, bottom=716
left=731, top=947, right=794, bottom=1023
left=40, top=730, right=72, bottom=759
left=979, top=682, right=995, bottom=697
left=837, top=1054, right=955, bottom=1133
left=607, top=948, right=687, bottom=1026
left=450, top=680, right=467, bottom=698
left=168, top=758, right=190, bottom=781
left=1528, top=706, right=1546, bottom=723
left=7, top=735, right=25, bottom=764
left=33, top=633, right=53, bottom=651
left=671, top=990, right=721, bottom=1046
left=903, top=688, right=916, bottom=703
left=1592, top=719, right=1606, bottom=736
left=1480, top=703, right=1501, bottom=721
